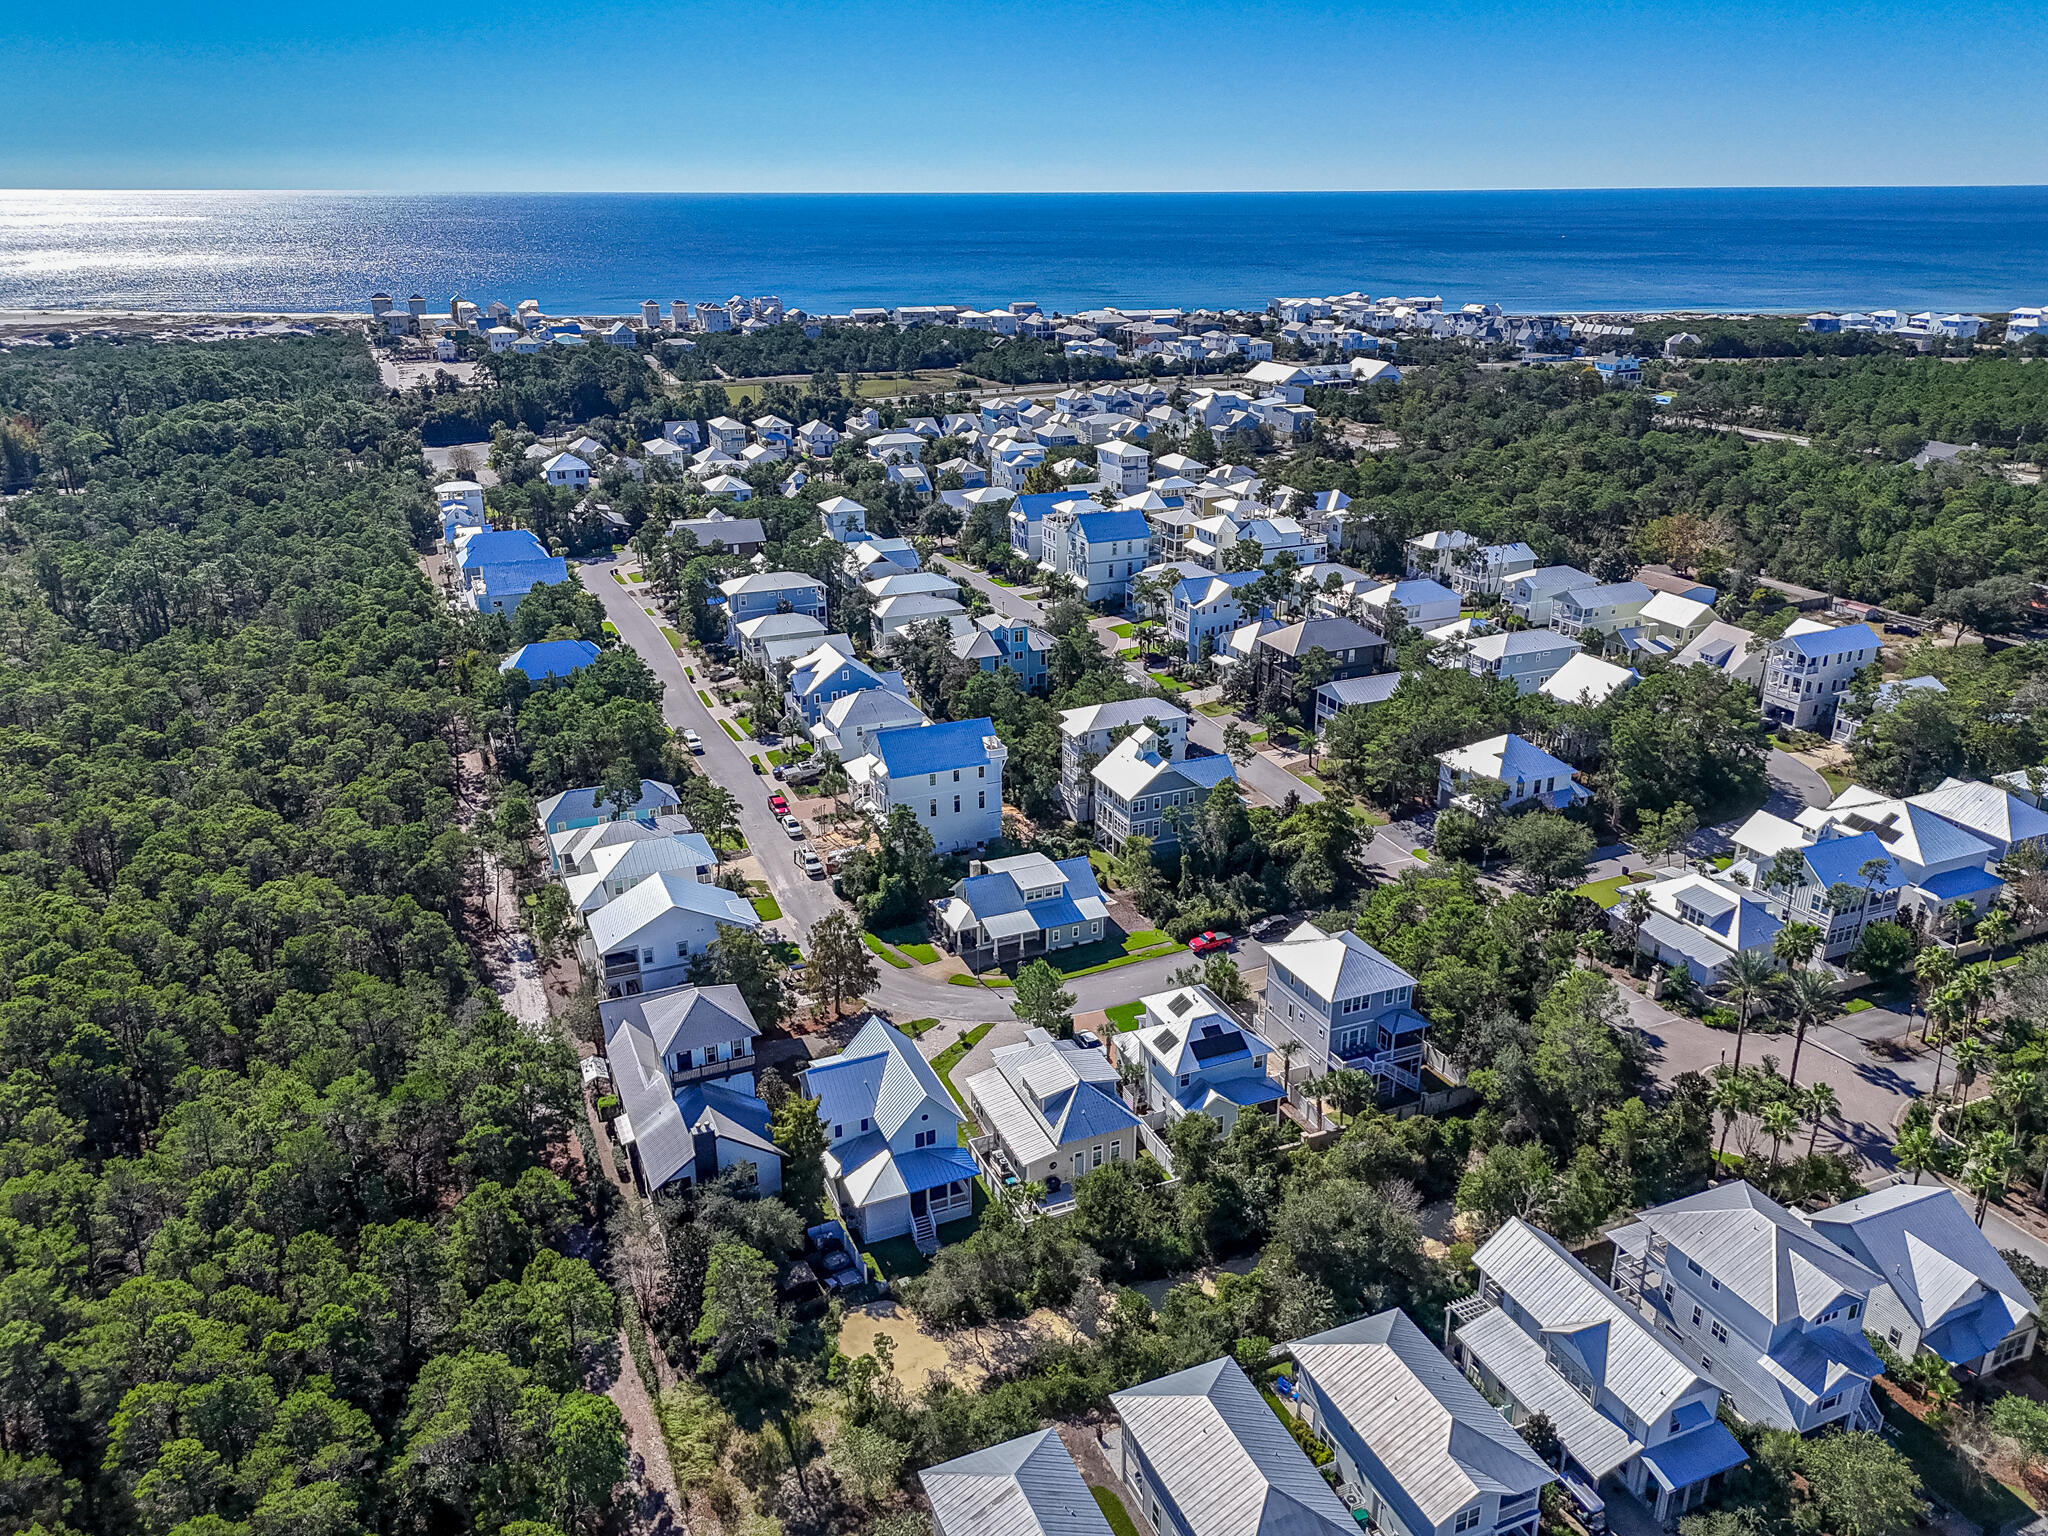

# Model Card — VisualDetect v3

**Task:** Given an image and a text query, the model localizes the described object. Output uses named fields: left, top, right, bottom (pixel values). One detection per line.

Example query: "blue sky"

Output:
left=6, top=0, right=2046, bottom=191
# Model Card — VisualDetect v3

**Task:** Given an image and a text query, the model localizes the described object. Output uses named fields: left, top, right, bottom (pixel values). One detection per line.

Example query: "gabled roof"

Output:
left=1631, top=1183, right=1881, bottom=1325
left=599, top=982, right=759, bottom=1061
left=1561, top=580, right=1652, bottom=610
left=602, top=989, right=776, bottom=1189
left=1819, top=790, right=1998, bottom=870
left=1258, top=615, right=1385, bottom=658
left=1799, top=829, right=1898, bottom=890
left=1092, top=729, right=1237, bottom=801
left=1538, top=653, right=1638, bottom=706
left=975, top=1029, right=1138, bottom=1154
left=538, top=779, right=679, bottom=826
left=921, top=1428, right=1115, bottom=1536
left=1809, top=1185, right=2037, bottom=1336
left=1506, top=564, right=1598, bottom=598
left=1264, top=922, right=1414, bottom=1004
left=457, top=528, right=551, bottom=570
left=1773, top=622, right=1881, bottom=660
left=1111, top=1359, right=1356, bottom=1536
left=585, top=872, right=761, bottom=955
left=1289, top=1311, right=1553, bottom=1526
left=1070, top=509, right=1154, bottom=544
left=1362, top=577, right=1460, bottom=610
left=1058, top=698, right=1189, bottom=738
left=1467, top=630, right=1580, bottom=663
left=1672, top=621, right=1763, bottom=676
left=501, top=638, right=602, bottom=679
left=1908, top=777, right=2048, bottom=851
left=1471, top=1218, right=1707, bottom=1425
left=719, top=570, right=825, bottom=596
left=870, top=716, right=998, bottom=778
left=1134, top=985, right=1268, bottom=1076
left=1438, top=733, right=1576, bottom=787
left=789, top=646, right=884, bottom=699
left=805, top=1016, right=956, bottom=1141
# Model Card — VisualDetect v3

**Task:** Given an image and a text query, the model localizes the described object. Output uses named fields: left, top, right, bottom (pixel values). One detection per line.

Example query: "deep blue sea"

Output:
left=3, top=188, right=2046, bottom=316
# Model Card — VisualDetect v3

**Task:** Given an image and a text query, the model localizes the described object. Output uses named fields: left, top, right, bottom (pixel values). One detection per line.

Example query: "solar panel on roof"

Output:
left=1190, top=1027, right=1244, bottom=1063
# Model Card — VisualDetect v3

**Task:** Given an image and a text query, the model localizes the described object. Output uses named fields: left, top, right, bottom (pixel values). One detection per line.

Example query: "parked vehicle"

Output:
left=768, top=792, right=790, bottom=815
left=783, top=759, right=827, bottom=786
left=681, top=728, right=703, bottom=753
left=800, top=1221, right=867, bottom=1296
left=1250, top=914, right=1292, bottom=941
left=1188, top=931, right=1234, bottom=954
left=795, top=845, right=824, bottom=877
left=781, top=813, right=803, bottom=837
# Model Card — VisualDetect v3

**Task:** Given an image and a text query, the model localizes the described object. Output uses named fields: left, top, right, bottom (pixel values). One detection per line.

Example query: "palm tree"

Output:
left=1710, top=1067, right=1756, bottom=1168
left=1621, top=888, right=1653, bottom=973
left=1943, top=898, right=1977, bottom=949
left=1979, top=906, right=2018, bottom=962
left=1772, top=921, right=1823, bottom=972
left=1913, top=944, right=1957, bottom=1041
left=1894, top=1123, right=1940, bottom=1186
left=1965, top=1130, right=2019, bottom=1225
left=1200, top=952, right=1251, bottom=1009
left=1777, top=966, right=1837, bottom=1090
left=1801, top=1081, right=1841, bottom=1157
left=1760, top=1100, right=1799, bottom=1165
left=1990, top=1068, right=2037, bottom=1136
left=1720, top=951, right=1779, bottom=1070
left=1953, top=1035, right=1991, bottom=1106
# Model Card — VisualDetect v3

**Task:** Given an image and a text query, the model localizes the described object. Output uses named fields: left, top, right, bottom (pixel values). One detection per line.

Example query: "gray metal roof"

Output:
left=1112, top=1358, right=1355, bottom=1536
left=922, top=1428, right=1115, bottom=1536
left=804, top=1015, right=954, bottom=1140
left=1630, top=1184, right=1880, bottom=1326
left=1809, top=1185, right=2037, bottom=1334
left=1289, top=1311, right=1552, bottom=1526
left=1453, top=1306, right=1639, bottom=1480
left=599, top=984, right=757, bottom=1063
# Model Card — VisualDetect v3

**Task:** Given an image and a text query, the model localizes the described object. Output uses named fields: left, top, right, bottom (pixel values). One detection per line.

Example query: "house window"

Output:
left=1091, top=1145, right=1103, bottom=1169
left=833, top=1125, right=843, bottom=1138
left=930, top=801, right=937, bottom=817
left=1455, top=1508, right=1482, bottom=1534
left=1995, top=1332, right=2030, bottom=1366
left=642, top=947, right=655, bottom=963
left=1110, top=1140, right=1122, bottom=1161
left=1687, top=1257, right=1702, bottom=1275
left=1887, top=1328, right=1903, bottom=1348
left=860, top=1118, right=870, bottom=1132
left=979, top=792, right=986, bottom=809
left=1818, top=1393, right=1842, bottom=1413
left=1669, top=1413, right=1683, bottom=1434
left=1710, top=1321, right=1728, bottom=1345
left=1691, top=1305, right=1703, bottom=1327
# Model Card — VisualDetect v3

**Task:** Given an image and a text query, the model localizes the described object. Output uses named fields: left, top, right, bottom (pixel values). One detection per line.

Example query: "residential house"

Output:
left=1759, top=622, right=1882, bottom=732
left=734, top=612, right=828, bottom=668
left=1097, top=439, right=1150, bottom=495
left=542, top=452, right=590, bottom=488
left=992, top=440, right=1047, bottom=492
left=818, top=495, right=869, bottom=543
left=601, top=985, right=780, bottom=1195
left=1090, top=729, right=1238, bottom=853
left=1006, top=488, right=1084, bottom=563
left=1593, top=353, right=1644, bottom=388
left=537, top=779, right=681, bottom=868
left=435, top=478, right=485, bottom=520
left=1554, top=581, right=1653, bottom=643
left=584, top=874, right=762, bottom=998
left=1125, top=985, right=1281, bottom=1130
left=1261, top=921, right=1428, bottom=1093
left=1609, top=1183, right=1887, bottom=1434
left=500, top=638, right=601, bottom=681
left=1169, top=570, right=1266, bottom=661
left=846, top=537, right=923, bottom=586
left=1808, top=1185, right=2037, bottom=1379
left=563, top=825, right=718, bottom=914
left=705, top=416, right=747, bottom=455
left=1251, top=616, right=1390, bottom=702
left=1907, top=776, right=2048, bottom=861
left=1113, top=1359, right=1358, bottom=1536
left=953, top=613, right=1053, bottom=691
left=670, top=513, right=766, bottom=555
left=1406, top=529, right=1478, bottom=579
left=810, top=686, right=929, bottom=762
left=1800, top=788, right=2002, bottom=921
left=1044, top=507, right=1155, bottom=604
left=1449, top=542, right=1539, bottom=600
left=1726, top=816, right=1900, bottom=958
left=1671, top=622, right=1765, bottom=686
left=921, top=1429, right=1116, bottom=1536
left=1314, top=671, right=1405, bottom=731
left=1631, top=592, right=1717, bottom=652
left=796, top=419, right=839, bottom=457
left=1437, top=734, right=1587, bottom=812
left=1622, top=870, right=1784, bottom=985
left=1537, top=653, right=1638, bottom=708
left=700, top=473, right=754, bottom=501
left=931, top=852, right=1109, bottom=971
left=1453, top=1219, right=1746, bottom=1526
left=873, top=592, right=969, bottom=641
left=846, top=716, right=1006, bottom=854
left=1503, top=566, right=1601, bottom=627
left=1360, top=578, right=1462, bottom=635
left=784, top=645, right=893, bottom=726
left=455, top=528, right=569, bottom=617
left=1287, top=1311, right=1553, bottom=1536
left=717, top=570, right=828, bottom=643
left=1830, top=675, right=1946, bottom=746
left=804, top=1017, right=976, bottom=1248
left=1456, top=630, right=1581, bottom=694
left=966, top=1027, right=1142, bottom=1204
left=1058, top=698, right=1189, bottom=822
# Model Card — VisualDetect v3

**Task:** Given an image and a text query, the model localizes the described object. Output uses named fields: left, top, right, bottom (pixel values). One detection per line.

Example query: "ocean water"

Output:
left=2, top=187, right=2046, bottom=316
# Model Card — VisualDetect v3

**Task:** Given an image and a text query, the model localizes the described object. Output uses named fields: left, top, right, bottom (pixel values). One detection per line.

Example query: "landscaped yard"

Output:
left=601, top=620, right=618, bottom=637
left=1150, top=675, right=1193, bottom=694
left=659, top=627, right=686, bottom=652
left=1573, top=872, right=1650, bottom=910
left=861, top=932, right=913, bottom=969
left=695, top=689, right=714, bottom=707
left=1197, top=700, right=1234, bottom=717
left=896, top=1017, right=941, bottom=1038
left=1038, top=930, right=1180, bottom=979
left=719, top=719, right=741, bottom=740
left=1820, top=766, right=1854, bottom=796
left=751, top=895, right=781, bottom=920
left=1092, top=1487, right=1142, bottom=1536
left=948, top=971, right=1012, bottom=987
left=986, top=574, right=1014, bottom=587
left=866, top=1181, right=989, bottom=1279
left=875, top=923, right=941, bottom=964
left=1105, top=1001, right=1145, bottom=1031
left=1841, top=997, right=1875, bottom=1013
left=1109, top=622, right=1135, bottom=638
left=931, top=1022, right=996, bottom=1114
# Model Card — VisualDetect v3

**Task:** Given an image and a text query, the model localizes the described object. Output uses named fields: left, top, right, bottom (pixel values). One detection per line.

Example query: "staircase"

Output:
left=911, top=1206, right=938, bottom=1256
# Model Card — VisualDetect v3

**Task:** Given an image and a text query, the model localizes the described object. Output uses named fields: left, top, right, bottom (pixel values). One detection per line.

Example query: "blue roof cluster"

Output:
left=1801, top=830, right=1894, bottom=889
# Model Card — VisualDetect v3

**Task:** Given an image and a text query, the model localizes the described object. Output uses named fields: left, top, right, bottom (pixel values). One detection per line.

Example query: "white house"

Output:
left=873, top=592, right=969, bottom=640
left=1623, top=869, right=1784, bottom=985
left=1609, top=1183, right=1886, bottom=1435
left=1760, top=622, right=1882, bottom=733
left=1455, top=1219, right=1747, bottom=1526
left=1830, top=675, right=1946, bottom=747
left=1288, top=1311, right=1553, bottom=1536
left=1043, top=507, right=1155, bottom=603
left=1406, top=529, right=1477, bottom=579
left=810, top=686, right=929, bottom=762
left=734, top=612, right=828, bottom=668
left=1448, top=542, right=1539, bottom=599
left=1908, top=776, right=2048, bottom=861
left=1437, top=734, right=1587, bottom=812
left=585, top=874, right=762, bottom=998
left=1169, top=570, right=1266, bottom=661
left=1097, top=439, right=1150, bottom=495
left=1113, top=1359, right=1357, bottom=1536
left=966, top=1028, right=1142, bottom=1208
left=1672, top=622, right=1765, bottom=686
left=1262, top=921, right=1428, bottom=1092
left=1537, top=653, right=1639, bottom=707
left=601, top=985, right=781, bottom=1195
left=563, top=825, right=719, bottom=914
left=1360, top=577, right=1461, bottom=635
left=846, top=716, right=1006, bottom=854
left=1800, top=786, right=2003, bottom=921
left=542, top=452, right=590, bottom=489
left=1554, top=581, right=1652, bottom=642
left=818, top=494, right=869, bottom=543
left=797, top=419, right=839, bottom=457
left=705, top=415, right=748, bottom=455
left=1809, top=1185, right=2037, bottom=1380
left=804, top=1016, right=976, bottom=1249
left=1126, top=985, right=1282, bottom=1131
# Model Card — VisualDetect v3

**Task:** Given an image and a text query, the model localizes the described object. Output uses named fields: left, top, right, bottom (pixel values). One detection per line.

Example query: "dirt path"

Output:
left=608, top=1339, right=682, bottom=1530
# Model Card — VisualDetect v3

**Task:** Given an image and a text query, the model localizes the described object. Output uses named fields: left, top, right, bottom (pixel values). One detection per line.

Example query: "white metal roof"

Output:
left=921, top=1428, right=1115, bottom=1536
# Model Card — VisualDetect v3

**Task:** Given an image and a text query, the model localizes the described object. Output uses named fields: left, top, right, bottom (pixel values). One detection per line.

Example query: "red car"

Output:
left=1188, top=931, right=1233, bottom=954
left=768, top=793, right=790, bottom=815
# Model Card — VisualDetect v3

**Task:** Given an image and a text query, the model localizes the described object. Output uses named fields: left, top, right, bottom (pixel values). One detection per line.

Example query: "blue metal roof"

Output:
left=501, top=639, right=600, bottom=679
left=872, top=717, right=996, bottom=778
left=1917, top=863, right=2003, bottom=900
left=478, top=558, right=571, bottom=597
left=1072, top=510, right=1153, bottom=543
left=457, top=529, right=550, bottom=569
left=1638, top=1422, right=1747, bottom=1493
left=1778, top=623, right=1880, bottom=661
left=1801, top=831, right=1894, bottom=890
left=1012, top=491, right=1075, bottom=521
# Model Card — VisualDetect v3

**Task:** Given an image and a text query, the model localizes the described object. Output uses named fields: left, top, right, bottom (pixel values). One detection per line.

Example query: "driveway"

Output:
left=933, top=555, right=1050, bottom=626
left=1765, top=747, right=1833, bottom=814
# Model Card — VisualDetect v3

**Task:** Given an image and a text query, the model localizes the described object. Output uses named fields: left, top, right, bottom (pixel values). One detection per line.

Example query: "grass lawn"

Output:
left=1151, top=675, right=1193, bottom=694
left=872, top=924, right=942, bottom=965
left=766, top=749, right=786, bottom=766
left=1841, top=997, right=1875, bottom=1013
left=611, top=569, right=630, bottom=585
left=1197, top=700, right=1234, bottom=717
left=1093, top=1487, right=1143, bottom=1536
left=751, top=895, right=782, bottom=920
left=1294, top=769, right=1329, bottom=792
left=947, top=971, right=1011, bottom=987
left=896, top=1017, right=941, bottom=1038
left=1109, top=622, right=1135, bottom=638
left=1105, top=1001, right=1145, bottom=1032
left=659, top=627, right=687, bottom=652
left=861, top=933, right=913, bottom=969
left=735, top=715, right=755, bottom=736
left=855, top=375, right=926, bottom=399
left=987, top=574, right=1014, bottom=587
left=719, top=719, right=742, bottom=741
left=1574, top=872, right=1649, bottom=910
left=696, top=689, right=714, bottom=707
left=899, top=940, right=941, bottom=964
left=627, top=571, right=647, bottom=583
left=712, top=383, right=763, bottom=408
left=1881, top=1393, right=2037, bottom=1527
left=931, top=1023, right=997, bottom=1113
left=1820, top=767, right=1854, bottom=796
left=601, top=620, right=619, bottom=637
left=1712, top=854, right=1734, bottom=870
